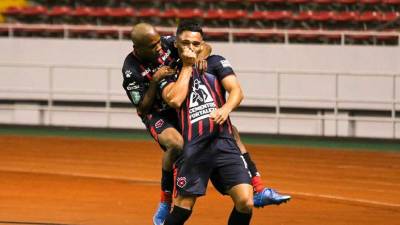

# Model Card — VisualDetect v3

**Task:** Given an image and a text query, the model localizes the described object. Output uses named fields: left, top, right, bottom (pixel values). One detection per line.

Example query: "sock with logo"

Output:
left=242, top=153, right=265, bottom=193
left=161, top=169, right=174, bottom=203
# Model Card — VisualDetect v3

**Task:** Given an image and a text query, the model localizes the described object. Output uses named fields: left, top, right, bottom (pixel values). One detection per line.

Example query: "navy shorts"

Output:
left=142, top=109, right=180, bottom=151
left=174, top=135, right=251, bottom=196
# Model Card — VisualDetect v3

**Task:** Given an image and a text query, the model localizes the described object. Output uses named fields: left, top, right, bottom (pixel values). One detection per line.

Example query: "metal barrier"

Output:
left=0, top=23, right=399, bottom=45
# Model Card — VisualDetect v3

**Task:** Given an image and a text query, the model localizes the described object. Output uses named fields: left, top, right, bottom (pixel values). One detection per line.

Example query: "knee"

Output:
left=235, top=197, right=253, bottom=213
left=163, top=135, right=183, bottom=152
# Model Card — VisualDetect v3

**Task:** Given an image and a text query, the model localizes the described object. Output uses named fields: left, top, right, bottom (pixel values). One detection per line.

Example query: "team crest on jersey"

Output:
left=155, top=119, right=164, bottom=129
left=176, top=177, right=187, bottom=188
left=188, top=79, right=216, bottom=124
left=125, top=70, right=132, bottom=78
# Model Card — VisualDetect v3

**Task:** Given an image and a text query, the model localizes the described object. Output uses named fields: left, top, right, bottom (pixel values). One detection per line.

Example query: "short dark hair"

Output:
left=176, top=21, right=203, bottom=37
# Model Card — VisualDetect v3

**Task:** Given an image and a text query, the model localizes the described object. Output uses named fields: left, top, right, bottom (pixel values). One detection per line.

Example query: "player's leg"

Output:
left=211, top=137, right=253, bottom=225
left=231, top=125, right=264, bottom=191
left=164, top=138, right=212, bottom=225
left=232, top=125, right=291, bottom=207
left=146, top=114, right=183, bottom=225
left=227, top=184, right=253, bottom=225
left=163, top=195, right=196, bottom=225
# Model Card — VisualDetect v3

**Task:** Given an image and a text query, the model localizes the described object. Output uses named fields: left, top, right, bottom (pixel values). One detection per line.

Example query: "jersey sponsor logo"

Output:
left=176, top=177, right=187, bottom=188
left=125, top=70, right=132, bottom=78
left=188, top=79, right=216, bottom=124
left=220, top=59, right=232, bottom=68
left=130, top=90, right=141, bottom=104
left=155, top=119, right=164, bottom=129
left=126, top=82, right=140, bottom=91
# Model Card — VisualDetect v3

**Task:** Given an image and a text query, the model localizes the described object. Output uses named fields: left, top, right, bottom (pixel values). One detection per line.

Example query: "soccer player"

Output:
left=122, top=23, right=290, bottom=225
left=159, top=21, right=285, bottom=225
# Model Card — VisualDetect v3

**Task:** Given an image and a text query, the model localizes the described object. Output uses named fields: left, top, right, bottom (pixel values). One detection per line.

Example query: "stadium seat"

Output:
left=219, top=9, right=247, bottom=27
left=290, top=10, right=313, bottom=29
left=20, top=5, right=48, bottom=24
left=311, top=10, right=335, bottom=29
left=95, top=27, right=120, bottom=39
left=0, top=27, right=9, bottom=37
left=136, top=8, right=161, bottom=24
left=346, top=33, right=374, bottom=44
left=332, top=11, right=359, bottom=30
left=248, top=0, right=269, bottom=11
left=2, top=6, right=23, bottom=23
left=289, top=30, right=321, bottom=43
left=233, top=32, right=253, bottom=42
left=248, top=11, right=269, bottom=28
left=357, top=11, right=382, bottom=30
left=14, top=25, right=47, bottom=37
left=70, top=6, right=94, bottom=24
left=334, top=0, right=357, bottom=11
left=375, top=34, right=399, bottom=45
left=252, top=32, right=285, bottom=43
left=379, top=11, right=400, bottom=29
left=264, top=10, right=292, bottom=29
left=90, top=7, right=112, bottom=25
left=47, top=6, right=72, bottom=24
left=319, top=33, right=342, bottom=44
left=108, top=7, right=135, bottom=25
left=203, top=9, right=223, bottom=27
left=159, top=8, right=178, bottom=26
left=287, top=0, right=312, bottom=11
left=382, top=0, right=400, bottom=11
left=132, top=0, right=161, bottom=9
left=311, top=0, right=335, bottom=11
left=203, top=30, right=229, bottom=42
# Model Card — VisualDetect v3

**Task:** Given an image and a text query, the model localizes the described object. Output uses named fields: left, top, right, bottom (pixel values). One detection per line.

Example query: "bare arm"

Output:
left=161, top=66, right=192, bottom=109
left=137, top=66, right=176, bottom=114
left=210, top=75, right=244, bottom=125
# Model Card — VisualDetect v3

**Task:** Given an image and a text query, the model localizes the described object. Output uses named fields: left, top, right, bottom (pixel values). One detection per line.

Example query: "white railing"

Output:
left=0, top=62, right=399, bottom=138
left=1, top=23, right=399, bottom=45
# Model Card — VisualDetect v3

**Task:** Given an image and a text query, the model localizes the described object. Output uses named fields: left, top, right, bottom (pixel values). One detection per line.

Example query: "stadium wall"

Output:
left=0, top=38, right=399, bottom=139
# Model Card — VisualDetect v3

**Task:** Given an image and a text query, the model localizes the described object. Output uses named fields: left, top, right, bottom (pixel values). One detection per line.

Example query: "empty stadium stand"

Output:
left=0, top=0, right=399, bottom=44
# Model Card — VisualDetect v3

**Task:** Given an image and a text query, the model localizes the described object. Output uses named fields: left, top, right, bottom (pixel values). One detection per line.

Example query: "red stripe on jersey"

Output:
left=201, top=75, right=221, bottom=132
left=214, top=78, right=225, bottom=105
left=139, top=64, right=153, bottom=80
left=157, top=57, right=164, bottom=65
left=150, top=126, right=158, bottom=141
left=186, top=99, right=192, bottom=141
left=180, top=108, right=185, bottom=136
left=199, top=120, right=203, bottom=136
left=201, top=74, right=219, bottom=107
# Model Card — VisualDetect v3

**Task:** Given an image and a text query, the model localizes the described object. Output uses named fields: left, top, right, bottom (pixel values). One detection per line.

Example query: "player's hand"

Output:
left=152, top=66, right=176, bottom=83
left=210, top=107, right=231, bottom=125
left=181, top=47, right=197, bottom=67
left=196, top=59, right=208, bottom=74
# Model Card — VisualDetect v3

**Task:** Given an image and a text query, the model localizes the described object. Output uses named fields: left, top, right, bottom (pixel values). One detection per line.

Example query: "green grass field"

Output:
left=0, top=125, right=399, bottom=152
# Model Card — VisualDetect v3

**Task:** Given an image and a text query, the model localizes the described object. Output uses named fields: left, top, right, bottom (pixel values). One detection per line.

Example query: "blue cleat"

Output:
left=153, top=202, right=171, bottom=225
left=253, top=188, right=291, bottom=208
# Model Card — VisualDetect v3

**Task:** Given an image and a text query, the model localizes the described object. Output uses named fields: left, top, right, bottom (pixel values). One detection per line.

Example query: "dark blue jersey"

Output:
left=160, top=55, right=236, bottom=142
left=121, top=35, right=179, bottom=118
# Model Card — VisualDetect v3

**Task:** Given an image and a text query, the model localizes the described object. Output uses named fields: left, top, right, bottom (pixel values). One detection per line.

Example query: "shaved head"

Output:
left=131, top=23, right=158, bottom=45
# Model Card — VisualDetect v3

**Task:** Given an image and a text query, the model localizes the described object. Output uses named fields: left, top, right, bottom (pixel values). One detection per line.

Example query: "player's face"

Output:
left=135, top=33, right=162, bottom=62
left=176, top=31, right=203, bottom=59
